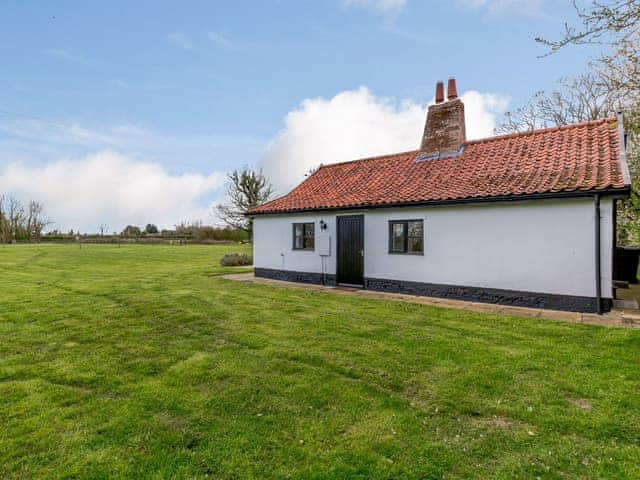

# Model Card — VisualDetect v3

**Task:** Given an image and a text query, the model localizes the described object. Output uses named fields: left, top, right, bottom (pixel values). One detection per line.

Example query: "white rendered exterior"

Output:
left=252, top=198, right=614, bottom=299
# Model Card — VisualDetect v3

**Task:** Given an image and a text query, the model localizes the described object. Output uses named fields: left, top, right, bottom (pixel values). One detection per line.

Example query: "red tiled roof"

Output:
left=249, top=118, right=630, bottom=215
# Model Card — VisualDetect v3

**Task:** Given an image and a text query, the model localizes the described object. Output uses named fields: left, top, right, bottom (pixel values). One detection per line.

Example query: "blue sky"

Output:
left=0, top=0, right=598, bottom=231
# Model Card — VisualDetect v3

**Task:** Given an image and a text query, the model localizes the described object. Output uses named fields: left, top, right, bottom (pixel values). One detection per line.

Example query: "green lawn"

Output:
left=1, top=244, right=639, bottom=479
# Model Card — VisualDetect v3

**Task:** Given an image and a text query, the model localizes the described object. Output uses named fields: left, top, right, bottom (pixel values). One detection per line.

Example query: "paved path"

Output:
left=222, top=273, right=639, bottom=329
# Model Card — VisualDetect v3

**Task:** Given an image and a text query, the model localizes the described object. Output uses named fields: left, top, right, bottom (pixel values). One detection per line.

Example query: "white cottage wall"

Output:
left=252, top=198, right=613, bottom=300
left=253, top=213, right=338, bottom=275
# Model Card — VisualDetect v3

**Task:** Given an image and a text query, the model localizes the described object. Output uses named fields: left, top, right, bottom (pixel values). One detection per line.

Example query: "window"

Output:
left=388, top=220, right=424, bottom=254
left=293, top=222, right=315, bottom=250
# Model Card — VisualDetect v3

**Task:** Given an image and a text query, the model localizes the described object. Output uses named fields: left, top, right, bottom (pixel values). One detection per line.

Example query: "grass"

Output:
left=0, top=244, right=639, bottom=479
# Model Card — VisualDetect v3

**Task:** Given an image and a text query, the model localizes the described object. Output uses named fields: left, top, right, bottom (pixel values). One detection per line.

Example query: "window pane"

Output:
left=391, top=222, right=405, bottom=252
left=407, top=221, right=423, bottom=253
left=304, top=223, right=314, bottom=249
left=407, top=221, right=423, bottom=252
left=294, top=224, right=304, bottom=249
left=408, top=236, right=423, bottom=253
left=407, top=221, right=422, bottom=238
left=304, top=223, right=314, bottom=238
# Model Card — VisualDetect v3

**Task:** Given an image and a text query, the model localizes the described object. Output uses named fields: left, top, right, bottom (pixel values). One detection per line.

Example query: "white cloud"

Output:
left=0, top=119, right=128, bottom=148
left=0, top=152, right=225, bottom=233
left=461, top=90, right=510, bottom=138
left=0, top=117, right=265, bottom=172
left=45, top=48, right=84, bottom=63
left=167, top=32, right=194, bottom=50
left=208, top=31, right=231, bottom=47
left=110, top=79, right=127, bottom=89
left=0, top=112, right=264, bottom=233
left=260, top=87, right=509, bottom=194
left=456, top=0, right=544, bottom=16
left=343, top=0, right=407, bottom=14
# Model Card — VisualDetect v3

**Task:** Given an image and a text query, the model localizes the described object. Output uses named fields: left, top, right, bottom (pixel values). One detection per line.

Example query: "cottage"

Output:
left=247, top=79, right=631, bottom=313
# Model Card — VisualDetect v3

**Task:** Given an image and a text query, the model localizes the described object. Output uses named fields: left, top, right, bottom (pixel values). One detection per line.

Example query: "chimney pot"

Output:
left=420, top=78, right=466, bottom=156
left=435, top=81, right=445, bottom=104
left=447, top=78, right=458, bottom=100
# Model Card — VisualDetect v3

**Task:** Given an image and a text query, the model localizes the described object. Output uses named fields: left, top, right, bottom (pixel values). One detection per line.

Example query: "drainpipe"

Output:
left=612, top=199, right=617, bottom=299
left=594, top=194, right=602, bottom=314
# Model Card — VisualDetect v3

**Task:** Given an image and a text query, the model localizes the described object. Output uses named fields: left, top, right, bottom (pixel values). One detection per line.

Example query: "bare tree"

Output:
left=536, top=1, right=639, bottom=54
left=0, top=196, right=52, bottom=243
left=0, top=195, right=6, bottom=243
left=536, top=0, right=639, bottom=96
left=8, top=196, right=24, bottom=243
left=497, top=73, right=622, bottom=133
left=216, top=167, right=273, bottom=241
left=27, top=201, right=51, bottom=242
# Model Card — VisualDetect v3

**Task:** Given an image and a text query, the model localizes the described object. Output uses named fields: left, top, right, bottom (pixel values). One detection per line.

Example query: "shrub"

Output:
left=220, top=252, right=253, bottom=266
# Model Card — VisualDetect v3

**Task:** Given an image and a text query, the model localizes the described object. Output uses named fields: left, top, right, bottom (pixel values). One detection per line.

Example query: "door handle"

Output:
left=360, top=249, right=364, bottom=257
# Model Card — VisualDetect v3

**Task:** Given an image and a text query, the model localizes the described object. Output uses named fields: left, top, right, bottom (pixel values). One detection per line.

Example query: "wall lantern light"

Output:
left=319, top=220, right=328, bottom=231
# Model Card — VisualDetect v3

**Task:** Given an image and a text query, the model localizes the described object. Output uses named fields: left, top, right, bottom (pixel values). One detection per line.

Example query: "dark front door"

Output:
left=337, top=215, right=364, bottom=286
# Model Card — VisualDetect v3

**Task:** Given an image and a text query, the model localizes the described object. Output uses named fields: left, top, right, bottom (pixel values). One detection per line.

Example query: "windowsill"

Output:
left=292, top=249, right=315, bottom=252
left=388, top=251, right=424, bottom=256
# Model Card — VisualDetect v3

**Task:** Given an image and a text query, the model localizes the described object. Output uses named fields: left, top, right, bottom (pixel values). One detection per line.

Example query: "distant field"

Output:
left=1, top=244, right=639, bottom=479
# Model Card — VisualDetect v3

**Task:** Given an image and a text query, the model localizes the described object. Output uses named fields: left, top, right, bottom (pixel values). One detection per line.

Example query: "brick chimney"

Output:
left=420, top=78, right=466, bottom=157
